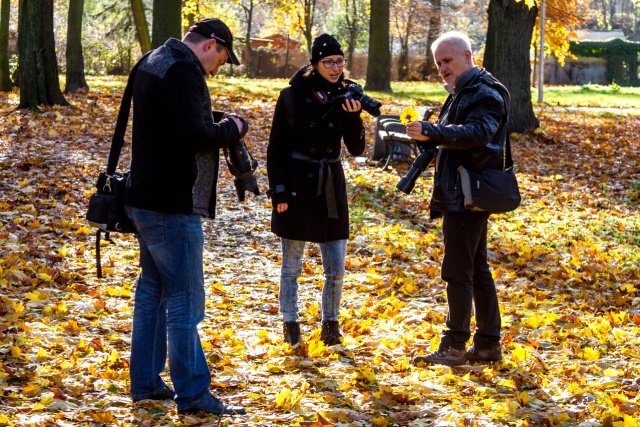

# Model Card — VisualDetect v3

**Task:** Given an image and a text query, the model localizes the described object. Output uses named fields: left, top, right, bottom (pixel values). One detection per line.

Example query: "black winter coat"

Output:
left=267, top=67, right=366, bottom=243
left=421, top=67, right=510, bottom=216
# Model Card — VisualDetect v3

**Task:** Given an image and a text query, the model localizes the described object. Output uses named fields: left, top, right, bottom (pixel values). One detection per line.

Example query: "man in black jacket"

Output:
left=406, top=31, right=510, bottom=366
left=124, top=18, right=247, bottom=415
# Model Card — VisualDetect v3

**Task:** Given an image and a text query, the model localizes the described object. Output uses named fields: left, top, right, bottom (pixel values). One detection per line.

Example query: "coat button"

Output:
left=308, top=173, right=314, bottom=178
left=328, top=122, right=334, bottom=128
left=310, top=122, right=315, bottom=127
left=310, top=147, right=316, bottom=153
left=327, top=147, right=333, bottom=153
left=306, top=98, right=312, bottom=104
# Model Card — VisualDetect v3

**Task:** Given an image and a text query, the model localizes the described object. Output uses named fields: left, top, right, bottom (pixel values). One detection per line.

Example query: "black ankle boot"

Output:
left=320, top=320, right=342, bottom=346
left=283, top=321, right=300, bottom=348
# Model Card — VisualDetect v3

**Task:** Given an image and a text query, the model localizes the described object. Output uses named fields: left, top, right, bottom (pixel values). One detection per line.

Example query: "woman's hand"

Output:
left=277, top=202, right=288, bottom=213
left=342, top=98, right=362, bottom=112
left=405, top=121, right=431, bottom=141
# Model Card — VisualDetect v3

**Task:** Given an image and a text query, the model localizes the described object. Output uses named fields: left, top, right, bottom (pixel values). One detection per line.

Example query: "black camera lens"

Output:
left=358, top=94, right=382, bottom=117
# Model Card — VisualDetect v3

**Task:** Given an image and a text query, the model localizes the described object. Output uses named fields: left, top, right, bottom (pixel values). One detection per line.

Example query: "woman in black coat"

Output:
left=267, top=34, right=366, bottom=348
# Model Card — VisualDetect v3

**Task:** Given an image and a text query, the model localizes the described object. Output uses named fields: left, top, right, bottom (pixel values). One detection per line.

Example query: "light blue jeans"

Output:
left=279, top=238, right=347, bottom=323
left=125, top=206, right=213, bottom=410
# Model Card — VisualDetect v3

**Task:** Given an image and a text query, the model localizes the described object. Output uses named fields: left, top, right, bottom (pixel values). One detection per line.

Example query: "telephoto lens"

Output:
left=396, top=149, right=437, bottom=194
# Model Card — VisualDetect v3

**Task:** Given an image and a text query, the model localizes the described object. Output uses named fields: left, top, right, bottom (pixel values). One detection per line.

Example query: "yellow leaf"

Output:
left=22, top=383, right=42, bottom=397
left=534, top=127, right=543, bottom=134
left=212, top=282, right=227, bottom=293
left=0, top=414, right=9, bottom=423
left=25, top=291, right=41, bottom=301
left=275, top=388, right=291, bottom=409
left=511, top=344, right=528, bottom=364
left=371, top=416, right=390, bottom=427
left=10, top=346, right=20, bottom=357
left=38, top=273, right=52, bottom=283
left=57, top=246, right=69, bottom=257
left=40, top=395, right=54, bottom=405
left=580, top=347, right=600, bottom=361
left=48, top=128, right=58, bottom=137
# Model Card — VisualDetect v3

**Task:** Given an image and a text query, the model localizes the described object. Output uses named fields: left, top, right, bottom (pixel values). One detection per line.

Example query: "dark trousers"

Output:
left=440, top=211, right=501, bottom=350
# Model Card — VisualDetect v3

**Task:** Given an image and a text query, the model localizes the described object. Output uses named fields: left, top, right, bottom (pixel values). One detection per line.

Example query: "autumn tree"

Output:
left=152, top=0, right=182, bottom=48
left=365, top=0, right=391, bottom=91
left=65, top=0, right=89, bottom=93
left=131, top=0, right=151, bottom=53
left=0, top=0, right=11, bottom=91
left=297, top=0, right=317, bottom=53
left=235, top=0, right=257, bottom=77
left=484, top=0, right=538, bottom=132
left=340, top=0, right=368, bottom=67
left=391, top=0, right=427, bottom=80
left=422, top=0, right=441, bottom=79
left=18, top=0, right=68, bottom=109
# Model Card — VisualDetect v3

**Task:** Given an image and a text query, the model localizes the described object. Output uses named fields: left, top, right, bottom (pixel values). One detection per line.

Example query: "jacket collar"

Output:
left=165, top=38, right=206, bottom=75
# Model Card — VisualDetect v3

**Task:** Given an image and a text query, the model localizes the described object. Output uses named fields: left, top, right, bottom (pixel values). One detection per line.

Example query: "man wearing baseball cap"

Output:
left=124, top=17, right=246, bottom=416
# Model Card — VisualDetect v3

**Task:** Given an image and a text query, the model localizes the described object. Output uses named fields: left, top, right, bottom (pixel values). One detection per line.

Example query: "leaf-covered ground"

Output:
left=0, top=81, right=639, bottom=427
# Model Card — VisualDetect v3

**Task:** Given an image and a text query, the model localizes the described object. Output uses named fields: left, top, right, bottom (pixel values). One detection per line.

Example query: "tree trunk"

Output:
left=242, top=0, right=255, bottom=77
left=300, top=0, right=316, bottom=54
left=398, top=38, right=409, bottom=80
left=0, top=0, right=12, bottom=91
left=131, top=0, right=151, bottom=53
left=152, top=0, right=181, bottom=49
left=423, top=0, right=440, bottom=79
left=365, top=0, right=391, bottom=91
left=18, top=0, right=68, bottom=109
left=484, top=0, right=538, bottom=133
left=65, top=0, right=88, bottom=93
left=344, top=0, right=358, bottom=67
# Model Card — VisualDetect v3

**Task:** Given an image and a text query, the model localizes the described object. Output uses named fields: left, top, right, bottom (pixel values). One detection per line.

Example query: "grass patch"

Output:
left=83, top=76, right=640, bottom=109
left=533, top=83, right=640, bottom=108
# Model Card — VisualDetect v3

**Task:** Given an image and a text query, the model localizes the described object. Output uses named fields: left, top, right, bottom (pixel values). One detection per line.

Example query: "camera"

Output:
left=333, top=83, right=382, bottom=117
left=396, top=144, right=438, bottom=194
left=226, top=140, right=260, bottom=201
left=214, top=111, right=260, bottom=202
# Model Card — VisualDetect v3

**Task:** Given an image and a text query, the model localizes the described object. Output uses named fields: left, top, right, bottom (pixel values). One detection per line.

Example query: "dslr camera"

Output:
left=333, top=83, right=382, bottom=117
left=396, top=144, right=438, bottom=194
left=214, top=111, right=260, bottom=201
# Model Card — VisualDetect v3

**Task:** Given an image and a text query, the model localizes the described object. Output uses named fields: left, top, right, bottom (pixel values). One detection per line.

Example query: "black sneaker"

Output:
left=283, top=321, right=300, bottom=348
left=320, top=320, right=342, bottom=346
left=412, top=347, right=467, bottom=367
left=132, top=382, right=175, bottom=402
left=465, top=346, right=502, bottom=364
left=178, top=394, right=246, bottom=415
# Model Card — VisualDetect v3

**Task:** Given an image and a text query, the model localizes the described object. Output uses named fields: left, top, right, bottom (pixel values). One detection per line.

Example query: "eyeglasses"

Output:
left=321, top=58, right=347, bottom=69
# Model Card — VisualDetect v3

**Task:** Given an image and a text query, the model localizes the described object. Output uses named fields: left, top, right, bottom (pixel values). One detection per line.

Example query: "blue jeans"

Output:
left=440, top=211, right=501, bottom=350
left=279, top=238, right=347, bottom=323
left=125, top=206, right=212, bottom=410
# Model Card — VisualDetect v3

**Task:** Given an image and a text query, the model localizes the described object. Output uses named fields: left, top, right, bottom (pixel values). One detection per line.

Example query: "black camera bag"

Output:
left=85, top=51, right=151, bottom=278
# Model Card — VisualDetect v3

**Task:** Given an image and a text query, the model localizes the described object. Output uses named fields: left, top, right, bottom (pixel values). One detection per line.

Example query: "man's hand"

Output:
left=342, top=99, right=362, bottom=112
left=228, top=115, right=245, bottom=136
left=406, top=121, right=430, bottom=141
left=277, top=202, right=288, bottom=213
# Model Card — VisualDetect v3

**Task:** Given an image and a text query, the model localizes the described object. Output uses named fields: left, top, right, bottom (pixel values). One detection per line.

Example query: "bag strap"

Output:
left=106, top=50, right=153, bottom=176
left=504, top=136, right=514, bottom=171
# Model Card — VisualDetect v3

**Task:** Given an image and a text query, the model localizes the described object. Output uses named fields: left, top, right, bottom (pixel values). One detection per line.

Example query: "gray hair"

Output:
left=431, top=31, right=472, bottom=55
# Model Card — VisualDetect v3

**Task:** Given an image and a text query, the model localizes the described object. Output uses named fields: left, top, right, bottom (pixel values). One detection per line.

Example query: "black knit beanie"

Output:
left=310, top=34, right=344, bottom=64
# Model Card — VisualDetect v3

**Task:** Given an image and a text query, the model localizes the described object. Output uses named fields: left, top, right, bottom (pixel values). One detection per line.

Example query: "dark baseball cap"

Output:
left=189, top=18, right=240, bottom=66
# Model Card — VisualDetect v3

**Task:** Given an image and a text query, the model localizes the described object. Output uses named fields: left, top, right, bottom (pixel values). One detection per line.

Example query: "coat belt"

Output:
left=291, top=150, right=342, bottom=219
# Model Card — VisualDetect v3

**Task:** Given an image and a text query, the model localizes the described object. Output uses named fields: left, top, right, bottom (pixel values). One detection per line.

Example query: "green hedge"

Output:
left=569, top=38, right=640, bottom=86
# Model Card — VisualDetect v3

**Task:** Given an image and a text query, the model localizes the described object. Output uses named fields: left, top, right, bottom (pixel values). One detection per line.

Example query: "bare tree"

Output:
left=0, top=0, right=12, bottom=91
left=131, top=0, right=151, bottom=53
left=365, top=0, right=391, bottom=91
left=65, top=0, right=89, bottom=93
left=18, top=0, right=68, bottom=109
